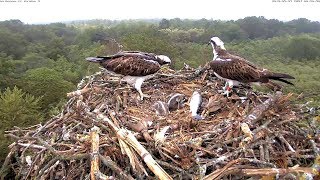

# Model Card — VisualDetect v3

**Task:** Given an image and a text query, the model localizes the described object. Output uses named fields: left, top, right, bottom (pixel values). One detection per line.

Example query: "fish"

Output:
left=189, top=91, right=203, bottom=120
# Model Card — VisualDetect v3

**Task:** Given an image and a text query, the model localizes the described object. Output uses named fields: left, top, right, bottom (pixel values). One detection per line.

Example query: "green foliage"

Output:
left=174, top=43, right=211, bottom=69
left=74, top=26, right=108, bottom=48
left=0, top=87, right=43, bottom=158
left=159, top=19, right=170, bottom=29
left=160, top=28, right=205, bottom=43
left=45, top=37, right=67, bottom=60
left=121, top=33, right=178, bottom=57
left=0, top=28, right=27, bottom=59
left=236, top=16, right=271, bottom=39
left=49, top=56, right=82, bottom=84
left=0, top=54, right=15, bottom=90
left=18, top=52, right=53, bottom=73
left=211, top=21, right=248, bottom=42
left=21, top=68, right=74, bottom=114
left=0, top=86, right=43, bottom=128
left=284, top=35, right=320, bottom=60
left=288, top=18, right=320, bottom=33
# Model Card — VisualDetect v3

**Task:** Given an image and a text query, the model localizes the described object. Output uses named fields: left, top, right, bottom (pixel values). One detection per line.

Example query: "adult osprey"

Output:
left=86, top=51, right=171, bottom=100
left=208, top=37, right=294, bottom=96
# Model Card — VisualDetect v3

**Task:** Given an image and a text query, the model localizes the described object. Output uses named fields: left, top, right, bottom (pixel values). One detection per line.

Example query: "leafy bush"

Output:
left=0, top=87, right=43, bottom=159
left=21, top=68, right=74, bottom=114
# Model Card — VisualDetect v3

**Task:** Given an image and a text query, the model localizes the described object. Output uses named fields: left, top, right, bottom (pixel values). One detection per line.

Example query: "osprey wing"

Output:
left=209, top=57, right=261, bottom=83
left=99, top=54, right=161, bottom=76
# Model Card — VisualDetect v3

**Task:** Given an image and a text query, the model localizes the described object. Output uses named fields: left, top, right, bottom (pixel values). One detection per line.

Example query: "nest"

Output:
left=1, top=67, right=319, bottom=180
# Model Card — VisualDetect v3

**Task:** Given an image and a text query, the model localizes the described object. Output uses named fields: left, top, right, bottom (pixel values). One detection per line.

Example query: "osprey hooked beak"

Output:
left=208, top=39, right=217, bottom=46
left=209, top=37, right=226, bottom=50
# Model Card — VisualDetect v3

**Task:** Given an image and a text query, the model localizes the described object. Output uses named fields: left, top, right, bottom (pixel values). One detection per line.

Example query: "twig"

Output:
left=0, top=148, right=15, bottom=179
left=36, top=157, right=59, bottom=179
left=242, top=167, right=314, bottom=176
left=203, top=158, right=276, bottom=180
left=276, top=133, right=296, bottom=152
left=99, top=154, right=135, bottom=180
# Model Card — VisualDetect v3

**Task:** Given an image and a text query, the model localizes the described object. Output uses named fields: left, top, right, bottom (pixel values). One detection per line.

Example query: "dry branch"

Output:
left=242, top=167, right=314, bottom=176
left=90, top=126, right=100, bottom=180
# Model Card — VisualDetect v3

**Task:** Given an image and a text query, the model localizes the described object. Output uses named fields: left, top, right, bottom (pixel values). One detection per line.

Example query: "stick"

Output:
left=203, top=159, right=241, bottom=180
left=99, top=154, right=135, bottom=180
left=276, top=133, right=296, bottom=152
left=67, top=87, right=91, bottom=97
left=90, top=126, right=100, bottom=180
left=242, top=167, right=314, bottom=176
left=0, top=148, right=15, bottom=179
left=36, top=157, right=59, bottom=179
left=203, top=158, right=277, bottom=180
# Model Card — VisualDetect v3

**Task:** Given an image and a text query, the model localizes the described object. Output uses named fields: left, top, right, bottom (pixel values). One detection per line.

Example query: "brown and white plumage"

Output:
left=167, top=93, right=186, bottom=111
left=152, top=101, right=169, bottom=116
left=208, top=37, right=294, bottom=96
left=86, top=51, right=171, bottom=100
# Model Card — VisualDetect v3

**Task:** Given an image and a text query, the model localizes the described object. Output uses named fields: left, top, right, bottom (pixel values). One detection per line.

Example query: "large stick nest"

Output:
left=1, top=67, right=320, bottom=180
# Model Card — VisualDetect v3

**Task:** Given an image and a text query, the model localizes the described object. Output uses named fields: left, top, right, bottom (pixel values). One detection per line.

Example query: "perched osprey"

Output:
left=208, top=37, right=295, bottom=96
left=86, top=51, right=171, bottom=100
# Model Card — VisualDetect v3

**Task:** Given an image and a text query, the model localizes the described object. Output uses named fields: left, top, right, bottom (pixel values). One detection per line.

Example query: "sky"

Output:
left=0, top=0, right=319, bottom=24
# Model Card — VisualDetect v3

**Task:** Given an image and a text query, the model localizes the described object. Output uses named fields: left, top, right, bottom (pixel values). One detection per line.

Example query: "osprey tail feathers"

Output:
left=270, top=72, right=295, bottom=79
left=268, top=72, right=295, bottom=85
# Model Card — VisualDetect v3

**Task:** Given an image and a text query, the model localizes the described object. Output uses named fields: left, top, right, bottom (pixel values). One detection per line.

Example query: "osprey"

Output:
left=208, top=37, right=295, bottom=96
left=86, top=51, right=171, bottom=100
left=152, top=101, right=169, bottom=116
left=167, top=93, right=186, bottom=112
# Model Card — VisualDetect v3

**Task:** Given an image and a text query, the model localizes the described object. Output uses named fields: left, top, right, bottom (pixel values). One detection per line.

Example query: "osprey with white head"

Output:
left=207, top=36, right=294, bottom=97
left=156, top=55, right=171, bottom=64
left=209, top=37, right=226, bottom=60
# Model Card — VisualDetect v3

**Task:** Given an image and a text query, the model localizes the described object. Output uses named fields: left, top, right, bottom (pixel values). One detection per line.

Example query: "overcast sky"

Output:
left=0, top=0, right=319, bottom=24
